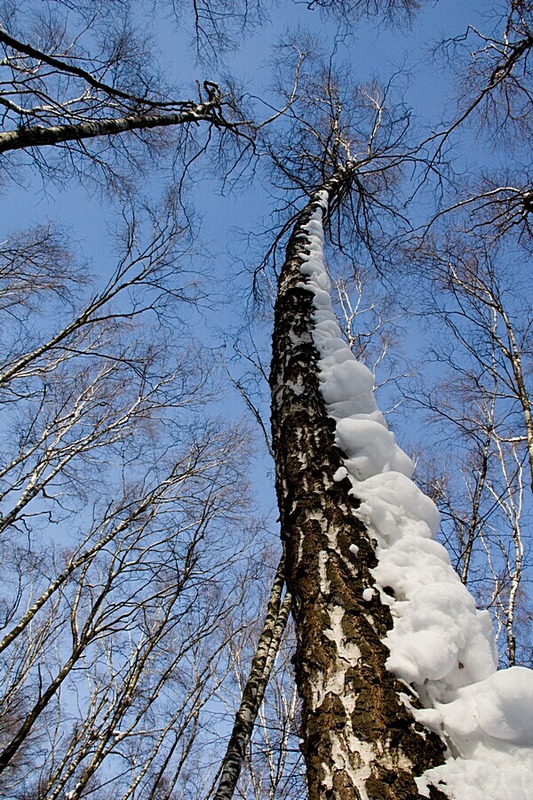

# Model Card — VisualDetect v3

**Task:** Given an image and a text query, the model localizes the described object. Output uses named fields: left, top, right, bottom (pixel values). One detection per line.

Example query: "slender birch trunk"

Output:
left=214, top=555, right=292, bottom=800
left=270, top=179, right=448, bottom=800
left=0, top=99, right=229, bottom=154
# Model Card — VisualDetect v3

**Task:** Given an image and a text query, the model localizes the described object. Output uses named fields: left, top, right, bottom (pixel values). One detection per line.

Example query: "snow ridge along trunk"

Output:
left=270, top=183, right=447, bottom=800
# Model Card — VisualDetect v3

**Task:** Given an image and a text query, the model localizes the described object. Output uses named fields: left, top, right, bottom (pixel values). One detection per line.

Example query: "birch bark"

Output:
left=214, top=555, right=292, bottom=800
left=270, top=179, right=448, bottom=800
left=0, top=99, right=230, bottom=154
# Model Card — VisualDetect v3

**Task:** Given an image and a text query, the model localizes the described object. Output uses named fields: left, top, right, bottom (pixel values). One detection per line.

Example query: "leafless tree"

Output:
left=305, top=0, right=422, bottom=21
left=4, top=3, right=533, bottom=799
left=0, top=2, right=249, bottom=192
left=258, top=49, right=456, bottom=796
left=417, top=1, right=533, bottom=247
left=390, top=0, right=533, bottom=669
left=213, top=553, right=296, bottom=800
left=0, top=194, right=265, bottom=798
left=402, top=239, right=533, bottom=666
left=0, top=4, right=268, bottom=797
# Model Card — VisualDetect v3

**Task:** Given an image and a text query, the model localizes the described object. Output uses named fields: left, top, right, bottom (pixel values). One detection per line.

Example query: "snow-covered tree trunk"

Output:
left=270, top=182, right=448, bottom=800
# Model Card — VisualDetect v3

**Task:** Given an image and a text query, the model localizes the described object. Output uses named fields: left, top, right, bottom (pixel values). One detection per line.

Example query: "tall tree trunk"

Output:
left=0, top=99, right=228, bottom=154
left=270, top=180, right=448, bottom=800
left=214, top=554, right=292, bottom=800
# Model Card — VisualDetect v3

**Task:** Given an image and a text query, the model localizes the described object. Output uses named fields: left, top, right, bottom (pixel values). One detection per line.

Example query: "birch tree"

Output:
left=262, top=24, right=533, bottom=792
left=0, top=4, right=259, bottom=795
left=254, top=60, right=442, bottom=795
left=0, top=2, right=245, bottom=191
left=399, top=0, right=533, bottom=669
left=0, top=197, right=263, bottom=797
left=403, top=240, right=533, bottom=667
left=270, top=183, right=448, bottom=800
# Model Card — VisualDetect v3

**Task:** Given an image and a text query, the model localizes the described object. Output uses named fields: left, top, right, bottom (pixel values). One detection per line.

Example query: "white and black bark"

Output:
left=0, top=98, right=232, bottom=154
left=214, top=554, right=292, bottom=800
left=270, top=178, right=448, bottom=800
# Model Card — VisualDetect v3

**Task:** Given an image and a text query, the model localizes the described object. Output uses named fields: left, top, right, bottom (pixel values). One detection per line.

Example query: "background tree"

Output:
left=0, top=1, right=245, bottom=191
left=0, top=197, right=269, bottom=798
left=0, top=3, right=264, bottom=796
left=403, top=239, right=533, bottom=668
left=398, top=0, right=533, bottom=670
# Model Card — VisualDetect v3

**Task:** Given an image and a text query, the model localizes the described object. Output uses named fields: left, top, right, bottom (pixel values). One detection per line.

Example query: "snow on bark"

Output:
left=295, top=189, right=533, bottom=800
left=271, top=184, right=447, bottom=800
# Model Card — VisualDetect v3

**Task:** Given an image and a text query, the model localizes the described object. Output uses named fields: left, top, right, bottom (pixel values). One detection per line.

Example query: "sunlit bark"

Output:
left=270, top=182, right=447, bottom=800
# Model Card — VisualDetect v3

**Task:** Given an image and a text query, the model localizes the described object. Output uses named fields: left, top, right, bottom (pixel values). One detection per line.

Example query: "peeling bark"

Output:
left=270, top=184, right=448, bottom=800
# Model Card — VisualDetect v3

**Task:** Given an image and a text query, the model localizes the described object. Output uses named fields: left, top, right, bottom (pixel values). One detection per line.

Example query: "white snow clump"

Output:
left=298, top=191, right=533, bottom=800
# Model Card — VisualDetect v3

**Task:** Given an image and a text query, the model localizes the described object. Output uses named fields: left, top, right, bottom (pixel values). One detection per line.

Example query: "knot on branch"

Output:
left=522, top=190, right=533, bottom=216
left=203, top=81, right=223, bottom=105
left=193, top=81, right=226, bottom=125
